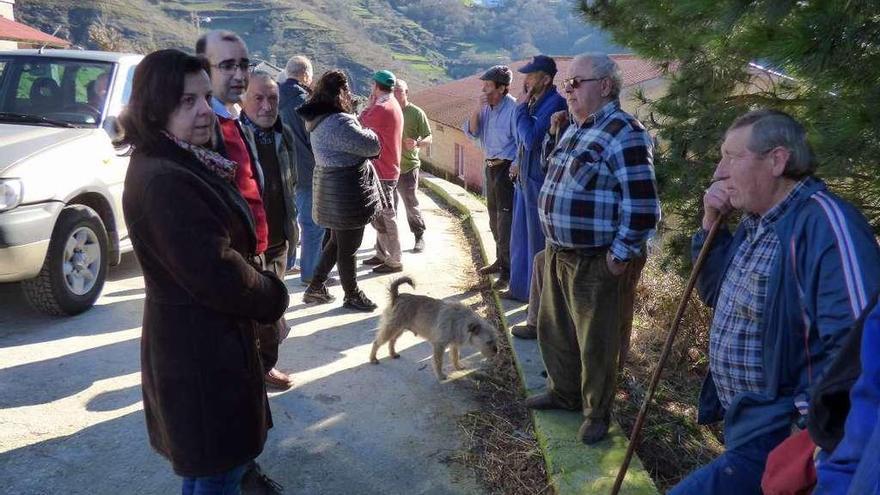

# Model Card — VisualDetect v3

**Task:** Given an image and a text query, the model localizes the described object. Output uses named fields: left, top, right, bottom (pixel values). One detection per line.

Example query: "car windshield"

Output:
left=0, top=56, right=114, bottom=128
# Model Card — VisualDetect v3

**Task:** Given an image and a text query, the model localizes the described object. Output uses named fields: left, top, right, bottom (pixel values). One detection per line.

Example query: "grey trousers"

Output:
left=371, top=179, right=402, bottom=266
left=394, top=168, right=426, bottom=238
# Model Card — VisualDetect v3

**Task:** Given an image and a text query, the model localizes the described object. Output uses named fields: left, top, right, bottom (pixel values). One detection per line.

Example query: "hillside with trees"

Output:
left=17, top=0, right=621, bottom=93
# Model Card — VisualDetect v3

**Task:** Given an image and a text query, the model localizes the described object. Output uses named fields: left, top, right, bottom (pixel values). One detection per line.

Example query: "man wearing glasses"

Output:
left=197, top=31, right=285, bottom=494
left=525, top=54, right=660, bottom=445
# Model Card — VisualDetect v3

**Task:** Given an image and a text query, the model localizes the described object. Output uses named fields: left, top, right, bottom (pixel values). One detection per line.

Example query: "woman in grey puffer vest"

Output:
left=296, top=70, right=383, bottom=312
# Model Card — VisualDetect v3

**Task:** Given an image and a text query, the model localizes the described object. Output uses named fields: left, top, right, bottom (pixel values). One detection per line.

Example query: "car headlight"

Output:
left=0, top=179, right=23, bottom=212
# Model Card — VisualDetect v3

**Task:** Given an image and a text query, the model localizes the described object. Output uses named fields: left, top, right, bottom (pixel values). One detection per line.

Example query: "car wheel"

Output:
left=22, top=205, right=109, bottom=316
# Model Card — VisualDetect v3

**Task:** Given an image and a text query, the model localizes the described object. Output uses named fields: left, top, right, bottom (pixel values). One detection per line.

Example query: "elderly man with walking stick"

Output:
left=666, top=109, right=880, bottom=494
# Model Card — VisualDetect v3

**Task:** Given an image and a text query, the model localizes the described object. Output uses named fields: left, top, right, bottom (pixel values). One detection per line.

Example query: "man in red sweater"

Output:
left=359, top=70, right=405, bottom=273
left=197, top=32, right=291, bottom=494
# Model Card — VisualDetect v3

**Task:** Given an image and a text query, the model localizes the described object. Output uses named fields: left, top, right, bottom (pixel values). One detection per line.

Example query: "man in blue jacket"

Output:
left=279, top=55, right=326, bottom=286
left=506, top=54, right=567, bottom=300
left=671, top=109, right=880, bottom=494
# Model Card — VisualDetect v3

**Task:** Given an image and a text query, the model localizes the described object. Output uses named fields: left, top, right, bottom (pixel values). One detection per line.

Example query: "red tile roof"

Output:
left=411, top=55, right=666, bottom=130
left=0, top=17, right=70, bottom=48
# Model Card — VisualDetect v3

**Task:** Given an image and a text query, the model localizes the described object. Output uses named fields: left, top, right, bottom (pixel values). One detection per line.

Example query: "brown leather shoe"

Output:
left=478, top=261, right=501, bottom=275
left=524, top=392, right=579, bottom=411
left=511, top=324, right=537, bottom=339
left=265, top=368, right=294, bottom=390
left=578, top=417, right=610, bottom=444
left=362, top=255, right=384, bottom=266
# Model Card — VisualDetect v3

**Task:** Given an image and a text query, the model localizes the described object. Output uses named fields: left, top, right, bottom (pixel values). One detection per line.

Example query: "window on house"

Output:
left=454, top=143, right=465, bottom=179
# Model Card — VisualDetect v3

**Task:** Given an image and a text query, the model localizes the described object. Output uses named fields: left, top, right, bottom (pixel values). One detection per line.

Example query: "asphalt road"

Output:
left=0, top=190, right=488, bottom=495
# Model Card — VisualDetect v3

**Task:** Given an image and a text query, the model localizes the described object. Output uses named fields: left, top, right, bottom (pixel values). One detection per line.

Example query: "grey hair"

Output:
left=574, top=53, right=622, bottom=99
left=394, top=79, right=408, bottom=90
left=248, top=69, right=277, bottom=86
left=728, top=109, right=817, bottom=178
left=285, top=55, right=312, bottom=79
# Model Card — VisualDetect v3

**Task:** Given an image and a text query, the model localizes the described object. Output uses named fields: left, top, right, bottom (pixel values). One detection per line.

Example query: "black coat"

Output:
left=122, top=137, right=289, bottom=477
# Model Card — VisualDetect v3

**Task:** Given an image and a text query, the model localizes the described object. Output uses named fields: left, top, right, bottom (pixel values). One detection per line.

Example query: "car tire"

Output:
left=22, top=205, right=109, bottom=316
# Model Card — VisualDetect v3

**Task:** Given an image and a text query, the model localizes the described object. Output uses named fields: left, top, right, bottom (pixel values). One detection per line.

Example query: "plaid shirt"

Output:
left=709, top=179, right=810, bottom=409
left=538, top=100, right=660, bottom=261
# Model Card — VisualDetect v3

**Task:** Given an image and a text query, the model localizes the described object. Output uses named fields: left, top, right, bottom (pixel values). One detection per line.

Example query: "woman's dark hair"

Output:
left=306, top=70, right=353, bottom=114
left=117, top=49, right=210, bottom=152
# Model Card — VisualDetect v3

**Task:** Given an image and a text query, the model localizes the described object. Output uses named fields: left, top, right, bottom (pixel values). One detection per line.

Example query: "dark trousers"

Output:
left=394, top=168, right=426, bottom=238
left=536, top=245, right=644, bottom=420
left=256, top=241, right=289, bottom=374
left=312, top=227, right=366, bottom=297
left=486, top=161, right=514, bottom=273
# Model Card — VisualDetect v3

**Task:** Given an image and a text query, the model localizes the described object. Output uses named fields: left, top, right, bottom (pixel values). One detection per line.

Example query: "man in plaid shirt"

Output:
left=524, top=53, right=660, bottom=444
left=670, top=111, right=880, bottom=494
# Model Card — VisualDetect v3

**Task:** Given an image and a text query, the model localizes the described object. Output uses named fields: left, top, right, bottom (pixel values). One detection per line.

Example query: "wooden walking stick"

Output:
left=610, top=215, right=724, bottom=495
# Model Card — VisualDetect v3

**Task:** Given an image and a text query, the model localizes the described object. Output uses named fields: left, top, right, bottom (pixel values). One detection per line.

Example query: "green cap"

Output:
left=373, top=69, right=396, bottom=87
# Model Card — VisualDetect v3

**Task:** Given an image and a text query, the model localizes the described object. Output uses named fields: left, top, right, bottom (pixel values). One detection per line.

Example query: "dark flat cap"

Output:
left=479, top=65, right=513, bottom=86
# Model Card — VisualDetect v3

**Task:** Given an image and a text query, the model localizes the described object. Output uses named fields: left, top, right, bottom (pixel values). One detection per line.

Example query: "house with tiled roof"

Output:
left=0, top=0, right=70, bottom=50
left=410, top=55, right=668, bottom=192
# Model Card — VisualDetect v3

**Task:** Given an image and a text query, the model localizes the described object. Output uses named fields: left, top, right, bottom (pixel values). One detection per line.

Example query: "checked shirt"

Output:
left=709, top=179, right=810, bottom=409
left=538, top=100, right=660, bottom=261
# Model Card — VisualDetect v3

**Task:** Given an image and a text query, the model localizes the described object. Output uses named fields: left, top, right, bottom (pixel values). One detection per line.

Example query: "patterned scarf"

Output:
left=240, top=112, right=275, bottom=145
left=162, top=131, right=237, bottom=184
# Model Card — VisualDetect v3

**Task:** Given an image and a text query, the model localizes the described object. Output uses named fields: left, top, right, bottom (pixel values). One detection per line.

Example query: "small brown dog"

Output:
left=369, top=277, right=498, bottom=380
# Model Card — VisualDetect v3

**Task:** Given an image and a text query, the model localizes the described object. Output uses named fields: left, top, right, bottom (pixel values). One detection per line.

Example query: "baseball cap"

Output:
left=518, top=55, right=557, bottom=76
left=373, top=70, right=396, bottom=87
left=479, top=65, right=513, bottom=86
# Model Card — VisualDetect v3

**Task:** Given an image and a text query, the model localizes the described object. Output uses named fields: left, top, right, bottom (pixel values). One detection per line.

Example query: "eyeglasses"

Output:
left=212, top=59, right=256, bottom=73
left=562, top=76, right=604, bottom=90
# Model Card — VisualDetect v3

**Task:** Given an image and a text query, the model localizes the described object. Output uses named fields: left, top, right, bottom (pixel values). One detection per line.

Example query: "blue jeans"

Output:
left=669, top=428, right=789, bottom=495
left=292, top=188, right=325, bottom=282
left=181, top=463, right=247, bottom=495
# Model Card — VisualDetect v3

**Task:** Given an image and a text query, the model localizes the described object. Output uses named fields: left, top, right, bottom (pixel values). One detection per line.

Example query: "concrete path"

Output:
left=0, top=190, right=488, bottom=495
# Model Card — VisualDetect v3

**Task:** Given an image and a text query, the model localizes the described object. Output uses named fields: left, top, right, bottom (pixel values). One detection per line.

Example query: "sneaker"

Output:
left=372, top=263, right=403, bottom=274
left=300, top=276, right=338, bottom=287
left=413, top=236, right=425, bottom=253
left=241, top=461, right=284, bottom=494
left=343, top=290, right=377, bottom=312
left=362, top=255, right=384, bottom=266
left=478, top=261, right=501, bottom=275
left=303, top=284, right=335, bottom=304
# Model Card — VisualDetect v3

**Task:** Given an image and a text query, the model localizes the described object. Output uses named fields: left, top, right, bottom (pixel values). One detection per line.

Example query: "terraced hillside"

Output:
left=18, top=0, right=620, bottom=93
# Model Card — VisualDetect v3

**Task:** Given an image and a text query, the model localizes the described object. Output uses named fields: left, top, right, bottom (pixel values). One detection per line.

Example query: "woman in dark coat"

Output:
left=297, top=70, right=386, bottom=312
left=118, top=49, right=289, bottom=493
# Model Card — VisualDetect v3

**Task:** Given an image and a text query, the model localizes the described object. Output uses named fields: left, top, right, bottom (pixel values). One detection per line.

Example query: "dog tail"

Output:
left=389, top=276, right=415, bottom=303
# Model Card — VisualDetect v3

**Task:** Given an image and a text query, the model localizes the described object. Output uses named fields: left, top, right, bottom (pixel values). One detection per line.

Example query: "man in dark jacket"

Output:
left=670, top=109, right=880, bottom=495
left=507, top=54, right=567, bottom=299
left=240, top=70, right=299, bottom=391
left=279, top=55, right=325, bottom=285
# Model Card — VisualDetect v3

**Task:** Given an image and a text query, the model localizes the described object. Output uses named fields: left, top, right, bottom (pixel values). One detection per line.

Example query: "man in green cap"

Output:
left=393, top=78, right=432, bottom=252
left=360, top=69, right=405, bottom=273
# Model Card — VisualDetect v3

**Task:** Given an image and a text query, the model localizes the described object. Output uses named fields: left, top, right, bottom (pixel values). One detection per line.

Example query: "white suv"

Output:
left=0, top=49, right=142, bottom=315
